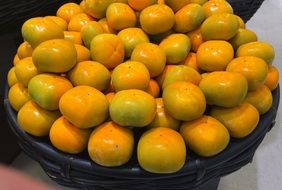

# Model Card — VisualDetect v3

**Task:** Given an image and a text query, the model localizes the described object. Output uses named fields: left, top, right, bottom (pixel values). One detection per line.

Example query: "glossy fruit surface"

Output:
left=146, top=79, right=160, bottom=98
left=131, top=42, right=166, bottom=77
left=28, top=74, right=73, bottom=110
left=226, top=56, right=268, bottom=91
left=8, top=83, right=30, bottom=111
left=128, top=0, right=158, bottom=11
left=236, top=41, right=275, bottom=64
left=106, top=3, right=137, bottom=30
left=164, top=0, right=191, bottom=12
left=14, top=57, right=39, bottom=87
left=197, top=40, right=234, bottom=71
left=50, top=116, right=91, bottom=154
left=264, top=65, right=279, bottom=91
left=57, top=2, right=83, bottom=23
left=64, top=31, right=83, bottom=45
left=17, top=41, right=33, bottom=59
left=201, top=13, right=239, bottom=41
left=13, top=54, right=20, bottom=65
left=7, top=67, right=18, bottom=87
left=235, top=15, right=245, bottom=28
left=105, top=92, right=115, bottom=103
left=21, top=17, right=64, bottom=48
left=244, top=85, right=273, bottom=115
left=59, top=85, right=109, bottom=128
left=5, top=0, right=279, bottom=172
left=187, top=27, right=204, bottom=52
left=191, top=0, right=208, bottom=5
left=74, top=44, right=91, bottom=62
left=68, top=13, right=94, bottom=32
left=199, top=71, right=248, bottom=107
left=159, top=33, right=191, bottom=64
left=98, top=18, right=117, bottom=34
left=147, top=98, right=180, bottom=130
left=229, top=28, right=257, bottom=50
left=88, top=121, right=134, bottom=166
left=111, top=61, right=150, bottom=91
left=117, top=28, right=149, bottom=57
left=84, top=0, right=114, bottom=19
left=32, top=39, right=77, bottom=73
left=138, top=127, right=186, bottom=173
left=163, top=81, right=206, bottom=121
left=81, top=21, right=104, bottom=48
left=68, top=61, right=111, bottom=91
left=203, top=0, right=233, bottom=17
left=180, top=115, right=230, bottom=157
left=211, top=102, right=259, bottom=138
left=174, top=3, right=205, bottom=33
left=157, top=65, right=201, bottom=90
left=140, top=4, right=175, bottom=35
left=110, top=89, right=156, bottom=127
left=181, top=52, right=201, bottom=73
left=45, top=16, right=68, bottom=30
left=90, top=33, right=125, bottom=69
left=17, top=101, right=61, bottom=137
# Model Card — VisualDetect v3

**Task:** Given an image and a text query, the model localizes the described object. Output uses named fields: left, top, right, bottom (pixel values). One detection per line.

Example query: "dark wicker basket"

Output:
left=1, top=0, right=274, bottom=189
left=0, top=0, right=79, bottom=34
left=0, top=0, right=265, bottom=34
left=3, top=84, right=279, bottom=189
left=229, top=0, right=265, bottom=22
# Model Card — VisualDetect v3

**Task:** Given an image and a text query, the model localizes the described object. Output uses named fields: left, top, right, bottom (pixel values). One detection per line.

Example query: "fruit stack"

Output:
left=7, top=0, right=279, bottom=174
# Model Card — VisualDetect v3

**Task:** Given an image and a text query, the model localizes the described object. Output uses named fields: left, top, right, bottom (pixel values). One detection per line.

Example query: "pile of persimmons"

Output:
left=7, top=0, right=279, bottom=174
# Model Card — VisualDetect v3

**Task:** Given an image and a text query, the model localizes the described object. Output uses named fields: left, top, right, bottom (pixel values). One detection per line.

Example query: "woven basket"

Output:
left=3, top=83, right=279, bottom=189
left=2, top=0, right=274, bottom=189
left=228, top=0, right=265, bottom=22
left=0, top=0, right=265, bottom=34
left=0, top=0, right=78, bottom=34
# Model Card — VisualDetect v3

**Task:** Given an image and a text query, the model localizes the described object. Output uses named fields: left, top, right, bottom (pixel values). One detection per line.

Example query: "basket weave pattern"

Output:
left=0, top=0, right=78, bottom=34
left=0, top=0, right=264, bottom=33
left=229, top=0, right=265, bottom=22
left=4, top=85, right=279, bottom=190
left=2, top=0, right=274, bottom=189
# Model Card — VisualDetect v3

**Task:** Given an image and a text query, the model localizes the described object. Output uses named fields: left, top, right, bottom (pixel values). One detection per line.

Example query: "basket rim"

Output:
left=0, top=0, right=265, bottom=34
left=3, top=83, right=280, bottom=179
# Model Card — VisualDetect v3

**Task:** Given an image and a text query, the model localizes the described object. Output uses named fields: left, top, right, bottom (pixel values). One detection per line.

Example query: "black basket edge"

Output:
left=3, top=82, right=280, bottom=189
